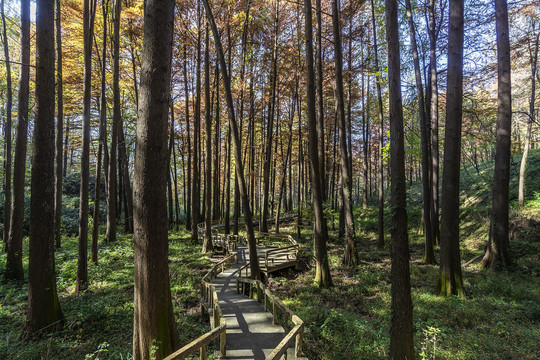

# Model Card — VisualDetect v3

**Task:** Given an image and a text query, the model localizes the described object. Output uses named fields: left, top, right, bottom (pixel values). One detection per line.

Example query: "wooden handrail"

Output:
left=164, top=321, right=226, bottom=360
left=235, top=277, right=305, bottom=359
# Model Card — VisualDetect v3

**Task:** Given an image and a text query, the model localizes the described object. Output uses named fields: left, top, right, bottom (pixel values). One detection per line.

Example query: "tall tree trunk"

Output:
left=315, top=0, right=325, bottom=201
left=305, top=0, right=332, bottom=288
left=184, top=45, right=192, bottom=231
left=386, top=0, right=415, bottom=357
left=332, top=0, right=357, bottom=266
left=212, top=64, right=221, bottom=221
left=481, top=0, right=512, bottom=270
left=5, top=0, right=30, bottom=281
left=203, top=0, right=261, bottom=280
left=1, top=0, right=12, bottom=251
left=192, top=1, right=202, bottom=241
left=119, top=114, right=134, bottom=233
left=370, top=0, right=385, bottom=248
left=405, top=0, right=435, bottom=264
left=438, top=0, right=465, bottom=297
left=92, top=0, right=108, bottom=263
left=518, top=31, right=538, bottom=205
left=132, top=0, right=178, bottom=357
left=261, top=3, right=280, bottom=233
left=77, top=0, right=96, bottom=293
left=428, top=0, right=440, bottom=245
left=172, top=103, right=180, bottom=229
left=106, top=0, right=121, bottom=243
left=26, top=0, right=64, bottom=334
left=54, top=0, right=64, bottom=250
left=203, top=24, right=213, bottom=253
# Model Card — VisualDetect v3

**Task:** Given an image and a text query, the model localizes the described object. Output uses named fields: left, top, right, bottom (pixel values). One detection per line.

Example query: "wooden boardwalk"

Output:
left=211, top=245, right=297, bottom=359
left=166, top=219, right=305, bottom=360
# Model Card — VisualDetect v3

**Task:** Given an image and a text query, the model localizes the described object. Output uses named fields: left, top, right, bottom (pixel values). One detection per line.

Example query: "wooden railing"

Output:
left=165, top=251, right=238, bottom=360
left=235, top=277, right=304, bottom=359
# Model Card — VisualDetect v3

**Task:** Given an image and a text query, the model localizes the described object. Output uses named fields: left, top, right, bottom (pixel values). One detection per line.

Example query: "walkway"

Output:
left=211, top=245, right=296, bottom=359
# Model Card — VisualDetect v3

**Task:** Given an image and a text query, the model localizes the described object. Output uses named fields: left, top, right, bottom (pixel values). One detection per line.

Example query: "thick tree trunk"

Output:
left=332, top=0, right=357, bottom=267
left=481, top=0, right=512, bottom=271
left=405, top=0, right=435, bottom=265
left=203, top=0, right=261, bottom=280
left=26, top=0, right=64, bottom=334
left=386, top=0, right=415, bottom=357
left=5, top=0, right=30, bottom=281
left=132, top=0, right=178, bottom=358
left=438, top=0, right=465, bottom=297
left=1, top=0, right=12, bottom=251
left=315, top=0, right=325, bottom=202
left=76, top=0, right=96, bottom=293
left=305, top=0, right=332, bottom=288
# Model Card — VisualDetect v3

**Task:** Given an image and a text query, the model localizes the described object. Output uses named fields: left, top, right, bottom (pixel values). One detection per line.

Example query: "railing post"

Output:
left=220, top=319, right=227, bottom=358
left=295, top=324, right=304, bottom=359
left=200, top=345, right=206, bottom=359
left=273, top=301, right=278, bottom=324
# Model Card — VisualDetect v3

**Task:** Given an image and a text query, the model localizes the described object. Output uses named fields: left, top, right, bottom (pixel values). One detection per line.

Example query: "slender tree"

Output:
left=405, top=0, right=435, bottom=264
left=1, top=0, right=12, bottom=250
left=370, top=0, right=385, bottom=248
left=26, top=0, right=64, bottom=334
left=481, top=0, right=512, bottom=270
left=76, top=0, right=96, bottom=293
left=305, top=0, right=332, bottom=288
left=518, top=29, right=538, bottom=205
left=106, top=0, right=121, bottom=243
left=184, top=44, right=192, bottom=231
left=132, top=0, right=178, bottom=357
left=54, top=0, right=64, bottom=249
left=438, top=0, right=465, bottom=297
left=203, top=24, right=213, bottom=253
left=192, top=0, right=202, bottom=241
left=4, top=0, right=30, bottom=281
left=202, top=0, right=261, bottom=280
left=386, top=0, right=415, bottom=357
left=332, top=0, right=357, bottom=266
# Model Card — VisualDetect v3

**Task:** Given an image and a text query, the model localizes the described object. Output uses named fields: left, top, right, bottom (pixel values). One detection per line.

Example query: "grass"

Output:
left=1, top=149, right=539, bottom=359
left=0, top=230, right=212, bottom=359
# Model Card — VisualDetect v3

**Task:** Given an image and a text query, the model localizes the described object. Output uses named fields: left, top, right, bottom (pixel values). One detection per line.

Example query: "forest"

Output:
left=0, top=0, right=539, bottom=358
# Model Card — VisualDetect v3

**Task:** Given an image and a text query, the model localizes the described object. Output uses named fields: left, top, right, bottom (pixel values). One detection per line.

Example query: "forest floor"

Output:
left=0, top=150, right=539, bottom=359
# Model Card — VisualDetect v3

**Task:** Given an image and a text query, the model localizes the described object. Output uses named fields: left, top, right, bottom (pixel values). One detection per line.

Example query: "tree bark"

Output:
left=191, top=0, right=202, bottom=241
left=203, top=24, right=213, bottom=253
left=438, top=0, right=465, bottom=297
left=106, top=0, right=121, bottom=243
left=370, top=0, right=385, bottom=248
left=518, top=31, right=538, bottom=205
left=5, top=0, right=30, bottom=281
left=76, top=0, right=96, bottom=293
left=332, top=0, right=357, bottom=267
left=1, top=0, right=12, bottom=251
left=54, top=0, right=64, bottom=251
left=386, top=0, right=415, bottom=357
left=184, top=45, right=192, bottom=231
left=481, top=0, right=512, bottom=271
left=26, top=0, right=64, bottom=334
left=305, top=0, right=332, bottom=288
left=405, top=0, right=435, bottom=265
left=132, top=0, right=178, bottom=358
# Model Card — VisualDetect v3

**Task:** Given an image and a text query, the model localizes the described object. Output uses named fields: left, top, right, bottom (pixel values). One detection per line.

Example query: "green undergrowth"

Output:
left=0, top=230, right=212, bottom=359
left=268, top=150, right=540, bottom=359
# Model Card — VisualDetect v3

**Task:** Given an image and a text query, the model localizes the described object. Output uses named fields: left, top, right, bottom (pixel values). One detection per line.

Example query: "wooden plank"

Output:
left=265, top=324, right=302, bottom=360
